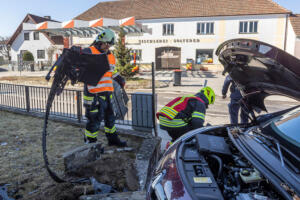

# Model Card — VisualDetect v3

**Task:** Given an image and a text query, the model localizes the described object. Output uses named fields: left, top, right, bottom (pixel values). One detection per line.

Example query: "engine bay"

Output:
left=177, top=126, right=283, bottom=200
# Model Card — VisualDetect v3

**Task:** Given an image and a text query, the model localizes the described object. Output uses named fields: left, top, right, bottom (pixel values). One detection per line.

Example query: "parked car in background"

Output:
left=147, top=39, right=300, bottom=200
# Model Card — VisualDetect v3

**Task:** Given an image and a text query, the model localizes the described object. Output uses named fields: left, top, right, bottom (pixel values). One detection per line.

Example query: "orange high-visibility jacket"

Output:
left=87, top=46, right=115, bottom=93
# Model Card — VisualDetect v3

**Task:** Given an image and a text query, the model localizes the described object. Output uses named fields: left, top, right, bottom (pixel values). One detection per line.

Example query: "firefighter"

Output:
left=222, top=75, right=248, bottom=124
left=157, top=86, right=215, bottom=142
left=82, top=29, right=127, bottom=147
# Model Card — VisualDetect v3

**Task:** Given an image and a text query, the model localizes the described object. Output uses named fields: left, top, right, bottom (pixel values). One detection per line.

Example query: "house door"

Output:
left=155, top=47, right=181, bottom=70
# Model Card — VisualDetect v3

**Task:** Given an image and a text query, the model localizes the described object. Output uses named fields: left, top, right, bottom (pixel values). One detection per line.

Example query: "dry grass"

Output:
left=0, top=110, right=88, bottom=199
left=0, top=76, right=165, bottom=89
left=0, top=76, right=83, bottom=88
left=0, top=110, right=141, bottom=199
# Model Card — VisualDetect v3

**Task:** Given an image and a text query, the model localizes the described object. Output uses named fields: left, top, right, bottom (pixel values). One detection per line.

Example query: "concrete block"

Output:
left=63, top=143, right=103, bottom=173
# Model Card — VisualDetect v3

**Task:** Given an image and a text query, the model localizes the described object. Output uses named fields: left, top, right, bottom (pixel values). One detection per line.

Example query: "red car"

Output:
left=147, top=39, right=300, bottom=200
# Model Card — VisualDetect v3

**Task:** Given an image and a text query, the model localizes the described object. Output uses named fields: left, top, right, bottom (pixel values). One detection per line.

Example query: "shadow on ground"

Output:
left=0, top=68, right=8, bottom=72
left=148, top=70, right=218, bottom=78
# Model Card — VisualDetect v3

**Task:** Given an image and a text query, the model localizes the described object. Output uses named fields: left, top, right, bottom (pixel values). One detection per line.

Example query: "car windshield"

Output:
left=269, top=107, right=300, bottom=148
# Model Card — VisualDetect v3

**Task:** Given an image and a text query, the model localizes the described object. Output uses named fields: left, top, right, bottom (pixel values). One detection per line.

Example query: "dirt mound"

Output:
left=70, top=152, right=139, bottom=191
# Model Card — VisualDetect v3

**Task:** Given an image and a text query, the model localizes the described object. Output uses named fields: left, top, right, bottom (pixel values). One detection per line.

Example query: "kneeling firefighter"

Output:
left=83, top=29, right=127, bottom=147
left=157, top=86, right=215, bottom=142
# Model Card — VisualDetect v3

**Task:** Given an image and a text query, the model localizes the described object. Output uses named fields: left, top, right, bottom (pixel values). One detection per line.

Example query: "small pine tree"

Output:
left=114, top=28, right=137, bottom=78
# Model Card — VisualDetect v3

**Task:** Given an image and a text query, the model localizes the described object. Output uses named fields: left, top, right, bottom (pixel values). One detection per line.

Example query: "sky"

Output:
left=273, top=0, right=300, bottom=13
left=0, top=0, right=299, bottom=37
left=0, top=0, right=102, bottom=37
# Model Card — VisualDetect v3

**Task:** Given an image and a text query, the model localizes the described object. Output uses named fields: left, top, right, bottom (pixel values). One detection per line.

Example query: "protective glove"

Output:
left=114, top=75, right=126, bottom=88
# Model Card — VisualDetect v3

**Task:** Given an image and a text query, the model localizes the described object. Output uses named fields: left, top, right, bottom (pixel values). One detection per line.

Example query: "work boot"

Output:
left=85, top=137, right=97, bottom=144
left=105, top=133, right=127, bottom=147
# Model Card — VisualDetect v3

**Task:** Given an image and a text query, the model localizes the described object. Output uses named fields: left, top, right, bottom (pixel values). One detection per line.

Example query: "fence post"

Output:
left=25, top=86, right=30, bottom=112
left=151, top=62, right=158, bottom=137
left=76, top=91, right=82, bottom=123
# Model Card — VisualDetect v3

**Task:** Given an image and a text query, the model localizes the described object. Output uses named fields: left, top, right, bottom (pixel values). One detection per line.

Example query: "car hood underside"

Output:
left=216, top=39, right=300, bottom=112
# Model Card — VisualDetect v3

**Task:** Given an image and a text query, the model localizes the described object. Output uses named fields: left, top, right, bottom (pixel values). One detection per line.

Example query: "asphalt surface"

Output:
left=128, top=71, right=299, bottom=149
left=130, top=86, right=299, bottom=150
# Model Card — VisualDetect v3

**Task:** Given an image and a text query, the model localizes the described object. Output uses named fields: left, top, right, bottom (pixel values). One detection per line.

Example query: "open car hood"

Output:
left=216, top=39, right=300, bottom=112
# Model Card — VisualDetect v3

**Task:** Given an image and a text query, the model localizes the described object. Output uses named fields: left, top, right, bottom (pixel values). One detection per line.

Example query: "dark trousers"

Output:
left=160, top=124, right=193, bottom=142
left=85, top=92, right=115, bottom=138
left=228, top=98, right=248, bottom=124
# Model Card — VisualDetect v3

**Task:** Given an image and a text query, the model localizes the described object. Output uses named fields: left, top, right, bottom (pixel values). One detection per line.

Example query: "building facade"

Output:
left=288, top=14, right=300, bottom=59
left=126, top=14, right=289, bottom=70
left=7, top=14, right=64, bottom=68
left=74, top=0, right=293, bottom=71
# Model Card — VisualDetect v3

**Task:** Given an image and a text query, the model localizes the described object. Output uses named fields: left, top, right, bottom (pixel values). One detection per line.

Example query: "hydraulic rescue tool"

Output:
left=43, top=46, right=109, bottom=183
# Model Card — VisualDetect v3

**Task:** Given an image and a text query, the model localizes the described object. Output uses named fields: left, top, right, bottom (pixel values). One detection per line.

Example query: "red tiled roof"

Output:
left=75, top=0, right=290, bottom=21
left=29, top=14, right=59, bottom=23
left=7, top=14, right=60, bottom=46
left=290, top=14, right=300, bottom=37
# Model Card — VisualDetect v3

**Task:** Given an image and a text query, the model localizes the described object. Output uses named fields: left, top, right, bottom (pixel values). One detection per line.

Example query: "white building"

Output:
left=7, top=14, right=64, bottom=68
left=287, top=14, right=300, bottom=59
left=74, top=0, right=293, bottom=71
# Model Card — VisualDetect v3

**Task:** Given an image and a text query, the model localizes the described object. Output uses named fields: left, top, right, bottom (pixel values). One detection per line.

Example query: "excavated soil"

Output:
left=0, top=110, right=143, bottom=200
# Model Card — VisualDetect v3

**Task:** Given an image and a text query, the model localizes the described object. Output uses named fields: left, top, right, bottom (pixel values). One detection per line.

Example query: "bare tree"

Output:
left=46, top=45, right=58, bottom=66
left=0, top=36, right=11, bottom=61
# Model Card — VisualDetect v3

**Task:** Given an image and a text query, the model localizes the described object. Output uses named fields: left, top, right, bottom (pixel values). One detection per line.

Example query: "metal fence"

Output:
left=0, top=83, right=154, bottom=128
left=0, top=60, right=9, bottom=66
left=6, top=61, right=52, bottom=72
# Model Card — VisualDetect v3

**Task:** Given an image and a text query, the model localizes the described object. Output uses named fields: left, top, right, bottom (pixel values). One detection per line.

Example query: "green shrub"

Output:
left=23, top=51, right=34, bottom=61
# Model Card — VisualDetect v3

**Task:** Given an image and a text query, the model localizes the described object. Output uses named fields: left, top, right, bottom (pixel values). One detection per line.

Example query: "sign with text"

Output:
left=126, top=38, right=201, bottom=45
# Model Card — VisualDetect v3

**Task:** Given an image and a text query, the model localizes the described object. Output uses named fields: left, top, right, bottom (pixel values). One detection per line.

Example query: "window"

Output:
left=37, top=50, right=45, bottom=59
left=130, top=49, right=142, bottom=61
left=24, top=33, right=30, bottom=40
left=163, top=24, right=174, bottom=35
left=34, top=32, right=39, bottom=40
left=196, top=49, right=214, bottom=64
left=197, top=22, right=214, bottom=34
left=239, top=21, right=258, bottom=33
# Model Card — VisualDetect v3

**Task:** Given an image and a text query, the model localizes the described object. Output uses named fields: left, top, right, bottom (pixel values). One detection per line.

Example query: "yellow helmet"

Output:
left=200, top=86, right=215, bottom=105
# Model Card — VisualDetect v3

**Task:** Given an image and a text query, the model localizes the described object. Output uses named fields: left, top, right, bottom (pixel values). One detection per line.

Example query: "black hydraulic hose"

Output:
left=43, top=82, right=89, bottom=183
left=42, top=48, right=99, bottom=184
left=42, top=47, right=109, bottom=184
left=209, top=154, right=223, bottom=179
left=42, top=69, right=68, bottom=183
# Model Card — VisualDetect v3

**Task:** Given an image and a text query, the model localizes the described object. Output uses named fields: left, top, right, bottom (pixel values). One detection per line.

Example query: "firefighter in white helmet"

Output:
left=82, top=29, right=127, bottom=147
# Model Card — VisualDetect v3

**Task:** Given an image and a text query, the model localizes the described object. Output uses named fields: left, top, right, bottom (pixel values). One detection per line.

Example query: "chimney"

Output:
left=44, top=16, right=51, bottom=20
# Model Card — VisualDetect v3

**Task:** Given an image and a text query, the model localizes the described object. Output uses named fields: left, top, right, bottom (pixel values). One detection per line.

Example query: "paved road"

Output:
left=129, top=85, right=299, bottom=150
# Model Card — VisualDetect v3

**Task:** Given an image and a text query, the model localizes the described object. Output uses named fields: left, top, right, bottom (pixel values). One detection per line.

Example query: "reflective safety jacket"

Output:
left=86, top=46, right=118, bottom=94
left=157, top=95, right=207, bottom=129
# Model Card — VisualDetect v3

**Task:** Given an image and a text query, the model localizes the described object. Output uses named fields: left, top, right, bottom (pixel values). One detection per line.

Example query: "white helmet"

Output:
left=94, top=29, right=115, bottom=45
